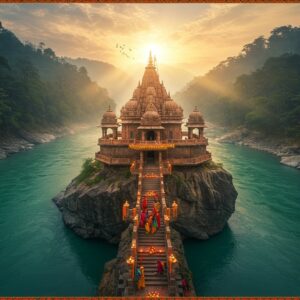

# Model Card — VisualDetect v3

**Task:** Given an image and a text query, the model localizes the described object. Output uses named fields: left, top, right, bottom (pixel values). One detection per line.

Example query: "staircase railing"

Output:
left=122, top=154, right=144, bottom=296
left=158, top=159, right=180, bottom=296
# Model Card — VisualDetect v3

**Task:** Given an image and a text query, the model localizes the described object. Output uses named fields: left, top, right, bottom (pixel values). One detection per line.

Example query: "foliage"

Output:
left=75, top=158, right=103, bottom=185
left=0, top=26, right=115, bottom=134
left=175, top=26, right=300, bottom=139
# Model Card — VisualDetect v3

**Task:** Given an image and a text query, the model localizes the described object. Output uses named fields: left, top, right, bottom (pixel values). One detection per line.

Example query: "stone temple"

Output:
left=96, top=52, right=211, bottom=169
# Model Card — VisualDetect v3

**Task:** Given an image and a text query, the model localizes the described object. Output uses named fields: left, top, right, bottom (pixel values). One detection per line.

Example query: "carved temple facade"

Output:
left=96, top=53, right=211, bottom=169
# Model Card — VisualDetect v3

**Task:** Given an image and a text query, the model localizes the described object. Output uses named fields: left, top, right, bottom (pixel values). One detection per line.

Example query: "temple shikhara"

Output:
left=96, top=52, right=211, bottom=168
left=96, top=53, right=211, bottom=297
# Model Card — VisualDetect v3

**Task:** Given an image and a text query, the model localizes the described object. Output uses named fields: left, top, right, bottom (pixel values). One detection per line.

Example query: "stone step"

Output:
left=145, top=278, right=168, bottom=282
left=145, top=276, right=168, bottom=281
left=138, top=241, right=165, bottom=244
left=145, top=276, right=168, bottom=282
left=145, top=281, right=168, bottom=286
left=137, top=257, right=166, bottom=261
left=138, top=238, right=165, bottom=241
left=138, top=237, right=165, bottom=240
left=137, top=262, right=166, bottom=267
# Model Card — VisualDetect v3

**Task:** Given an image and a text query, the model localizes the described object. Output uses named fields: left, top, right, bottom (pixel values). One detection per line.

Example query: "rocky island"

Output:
left=54, top=54, right=238, bottom=296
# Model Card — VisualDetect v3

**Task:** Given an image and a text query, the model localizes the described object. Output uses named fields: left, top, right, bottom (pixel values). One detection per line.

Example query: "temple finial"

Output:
left=148, top=51, right=153, bottom=66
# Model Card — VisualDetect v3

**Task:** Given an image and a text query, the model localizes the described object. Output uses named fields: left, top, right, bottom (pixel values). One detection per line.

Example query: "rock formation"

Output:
left=165, top=163, right=237, bottom=239
left=54, top=161, right=237, bottom=242
left=53, top=166, right=137, bottom=243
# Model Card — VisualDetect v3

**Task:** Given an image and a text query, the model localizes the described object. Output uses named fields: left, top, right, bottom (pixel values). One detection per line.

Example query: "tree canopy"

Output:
left=0, top=26, right=114, bottom=134
left=175, top=26, right=300, bottom=139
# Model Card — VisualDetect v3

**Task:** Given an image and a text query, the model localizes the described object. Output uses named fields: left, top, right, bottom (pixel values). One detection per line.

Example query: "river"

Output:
left=0, top=127, right=299, bottom=296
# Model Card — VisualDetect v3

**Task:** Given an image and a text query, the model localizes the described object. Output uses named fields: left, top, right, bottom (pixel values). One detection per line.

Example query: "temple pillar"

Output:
left=200, top=128, right=203, bottom=138
left=113, top=128, right=118, bottom=139
left=142, top=131, right=145, bottom=141
left=140, top=151, right=143, bottom=167
left=156, top=130, right=160, bottom=141
left=188, top=128, right=192, bottom=139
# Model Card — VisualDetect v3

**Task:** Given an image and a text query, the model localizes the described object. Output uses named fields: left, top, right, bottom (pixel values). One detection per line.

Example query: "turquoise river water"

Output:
left=0, top=127, right=299, bottom=296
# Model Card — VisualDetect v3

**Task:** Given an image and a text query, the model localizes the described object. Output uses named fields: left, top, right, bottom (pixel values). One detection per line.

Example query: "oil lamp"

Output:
left=168, top=253, right=177, bottom=274
left=172, top=200, right=178, bottom=219
left=126, top=255, right=135, bottom=279
left=122, top=200, right=130, bottom=221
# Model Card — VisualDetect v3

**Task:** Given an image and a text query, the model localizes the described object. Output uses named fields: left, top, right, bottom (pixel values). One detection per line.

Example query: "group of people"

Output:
left=139, top=195, right=161, bottom=234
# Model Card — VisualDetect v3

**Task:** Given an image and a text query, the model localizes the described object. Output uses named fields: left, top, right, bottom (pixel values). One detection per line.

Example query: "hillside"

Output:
left=175, top=25, right=300, bottom=132
left=220, top=54, right=300, bottom=138
left=0, top=24, right=114, bottom=136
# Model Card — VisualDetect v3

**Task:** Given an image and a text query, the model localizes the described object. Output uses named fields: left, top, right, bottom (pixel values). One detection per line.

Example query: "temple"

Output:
left=96, top=54, right=212, bottom=296
left=96, top=52, right=211, bottom=169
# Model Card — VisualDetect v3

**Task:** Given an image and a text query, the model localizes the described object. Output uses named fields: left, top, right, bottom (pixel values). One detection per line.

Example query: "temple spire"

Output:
left=148, top=51, right=154, bottom=67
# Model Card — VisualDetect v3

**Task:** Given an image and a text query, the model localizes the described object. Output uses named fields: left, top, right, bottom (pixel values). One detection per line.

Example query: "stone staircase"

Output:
left=137, top=164, right=168, bottom=290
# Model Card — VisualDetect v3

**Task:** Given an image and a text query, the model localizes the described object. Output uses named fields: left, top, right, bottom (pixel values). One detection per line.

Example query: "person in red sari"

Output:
left=156, top=212, right=161, bottom=229
left=157, top=260, right=164, bottom=275
left=142, top=196, right=148, bottom=211
left=140, top=210, right=146, bottom=227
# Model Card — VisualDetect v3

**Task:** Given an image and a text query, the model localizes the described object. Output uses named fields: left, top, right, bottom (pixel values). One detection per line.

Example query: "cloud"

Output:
left=170, top=4, right=300, bottom=72
left=0, top=3, right=300, bottom=75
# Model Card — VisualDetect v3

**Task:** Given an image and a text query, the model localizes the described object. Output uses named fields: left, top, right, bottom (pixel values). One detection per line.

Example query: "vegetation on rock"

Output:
left=75, top=158, right=103, bottom=185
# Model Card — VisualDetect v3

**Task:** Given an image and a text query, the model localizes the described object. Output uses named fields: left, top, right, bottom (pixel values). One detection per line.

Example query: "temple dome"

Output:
left=165, top=99, right=179, bottom=110
left=164, top=99, right=183, bottom=117
left=125, top=99, right=138, bottom=110
left=141, top=103, right=161, bottom=126
left=101, top=106, right=117, bottom=125
left=188, top=107, right=204, bottom=124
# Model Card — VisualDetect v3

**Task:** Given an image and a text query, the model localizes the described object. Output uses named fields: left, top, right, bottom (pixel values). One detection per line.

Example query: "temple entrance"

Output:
left=145, top=151, right=157, bottom=164
left=146, top=130, right=156, bottom=141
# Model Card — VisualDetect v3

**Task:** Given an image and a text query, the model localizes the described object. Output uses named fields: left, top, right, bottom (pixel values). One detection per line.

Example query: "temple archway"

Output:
left=146, top=130, right=156, bottom=141
left=146, top=151, right=156, bottom=164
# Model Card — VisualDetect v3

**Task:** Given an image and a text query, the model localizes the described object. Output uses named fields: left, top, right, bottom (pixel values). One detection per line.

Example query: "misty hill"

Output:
left=66, top=57, right=194, bottom=107
left=175, top=26, right=300, bottom=118
left=65, top=57, right=130, bottom=103
left=214, top=54, right=300, bottom=138
left=0, top=24, right=114, bottom=135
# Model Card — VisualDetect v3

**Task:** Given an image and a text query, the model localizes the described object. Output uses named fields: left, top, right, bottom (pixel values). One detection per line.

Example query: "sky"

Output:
left=0, top=3, right=300, bottom=76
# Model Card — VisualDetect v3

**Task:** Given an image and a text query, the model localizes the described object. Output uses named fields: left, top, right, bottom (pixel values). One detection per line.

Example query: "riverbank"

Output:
left=0, top=124, right=91, bottom=160
left=217, top=128, right=300, bottom=169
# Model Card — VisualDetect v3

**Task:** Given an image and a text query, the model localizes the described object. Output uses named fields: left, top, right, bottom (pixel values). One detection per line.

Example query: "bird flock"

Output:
left=116, top=43, right=135, bottom=60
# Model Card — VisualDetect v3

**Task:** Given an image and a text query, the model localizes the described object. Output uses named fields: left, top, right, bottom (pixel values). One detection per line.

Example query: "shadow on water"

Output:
left=61, top=225, right=117, bottom=293
left=184, top=225, right=236, bottom=296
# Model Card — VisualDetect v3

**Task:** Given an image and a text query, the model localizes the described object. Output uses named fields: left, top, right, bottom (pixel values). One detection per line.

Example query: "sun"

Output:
left=138, top=43, right=166, bottom=64
left=147, top=44, right=163, bottom=59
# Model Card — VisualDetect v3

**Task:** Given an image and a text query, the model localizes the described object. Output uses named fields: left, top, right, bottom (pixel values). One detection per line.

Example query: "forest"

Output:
left=0, top=26, right=114, bottom=135
left=175, top=26, right=300, bottom=139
